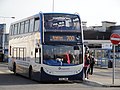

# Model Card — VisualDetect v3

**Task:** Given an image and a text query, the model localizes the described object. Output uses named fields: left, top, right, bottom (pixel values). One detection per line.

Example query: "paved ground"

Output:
left=86, top=67, right=120, bottom=87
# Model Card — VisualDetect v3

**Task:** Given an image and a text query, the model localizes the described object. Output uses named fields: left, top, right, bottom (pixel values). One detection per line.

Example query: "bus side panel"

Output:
left=15, top=61, right=29, bottom=77
left=15, top=62, right=41, bottom=82
left=40, top=67, right=83, bottom=82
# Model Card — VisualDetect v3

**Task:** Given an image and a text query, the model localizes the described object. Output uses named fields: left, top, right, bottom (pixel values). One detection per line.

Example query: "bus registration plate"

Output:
left=59, top=78, right=68, bottom=81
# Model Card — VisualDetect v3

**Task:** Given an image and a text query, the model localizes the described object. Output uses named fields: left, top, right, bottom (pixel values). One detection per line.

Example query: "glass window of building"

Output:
left=14, top=24, right=18, bottom=35
left=17, top=23, right=20, bottom=34
left=4, top=34, right=9, bottom=43
left=10, top=25, right=13, bottom=35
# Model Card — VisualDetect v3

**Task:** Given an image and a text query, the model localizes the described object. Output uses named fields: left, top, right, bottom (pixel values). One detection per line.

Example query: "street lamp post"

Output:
left=52, top=0, right=54, bottom=12
left=0, top=16, right=15, bottom=19
left=0, top=16, right=15, bottom=62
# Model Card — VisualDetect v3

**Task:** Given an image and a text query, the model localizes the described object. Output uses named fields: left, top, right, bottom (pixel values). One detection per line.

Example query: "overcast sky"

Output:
left=0, top=0, right=120, bottom=33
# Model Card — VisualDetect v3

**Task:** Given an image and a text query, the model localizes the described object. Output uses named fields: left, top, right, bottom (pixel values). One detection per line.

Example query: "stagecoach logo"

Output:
left=76, top=36, right=80, bottom=41
left=58, top=67, right=70, bottom=70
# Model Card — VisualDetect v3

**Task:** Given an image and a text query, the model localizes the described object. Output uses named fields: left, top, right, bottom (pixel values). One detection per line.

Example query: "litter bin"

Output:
left=108, top=60, right=113, bottom=68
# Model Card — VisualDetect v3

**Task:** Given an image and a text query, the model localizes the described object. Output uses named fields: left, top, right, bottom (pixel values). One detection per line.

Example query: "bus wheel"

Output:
left=13, top=63, right=16, bottom=75
left=29, top=66, right=32, bottom=79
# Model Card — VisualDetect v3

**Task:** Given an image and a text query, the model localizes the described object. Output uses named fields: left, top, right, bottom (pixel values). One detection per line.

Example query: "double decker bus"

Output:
left=8, top=12, right=84, bottom=82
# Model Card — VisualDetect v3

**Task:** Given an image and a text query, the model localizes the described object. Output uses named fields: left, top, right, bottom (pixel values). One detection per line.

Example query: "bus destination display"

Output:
left=50, top=35, right=76, bottom=42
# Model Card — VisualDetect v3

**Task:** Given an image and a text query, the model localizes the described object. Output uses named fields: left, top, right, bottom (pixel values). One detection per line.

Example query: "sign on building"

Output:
left=102, top=43, right=112, bottom=49
left=0, top=24, right=5, bottom=32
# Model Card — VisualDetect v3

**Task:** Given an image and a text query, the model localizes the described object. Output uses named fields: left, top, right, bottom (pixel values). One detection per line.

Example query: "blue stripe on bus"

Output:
left=39, top=12, right=43, bottom=43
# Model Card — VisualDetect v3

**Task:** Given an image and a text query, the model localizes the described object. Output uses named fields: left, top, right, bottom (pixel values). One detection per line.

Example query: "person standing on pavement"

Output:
left=84, top=53, right=90, bottom=80
left=88, top=55, right=95, bottom=75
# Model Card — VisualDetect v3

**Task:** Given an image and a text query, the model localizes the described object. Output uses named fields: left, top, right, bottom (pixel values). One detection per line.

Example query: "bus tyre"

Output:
left=29, top=66, right=32, bottom=79
left=13, top=63, right=16, bottom=75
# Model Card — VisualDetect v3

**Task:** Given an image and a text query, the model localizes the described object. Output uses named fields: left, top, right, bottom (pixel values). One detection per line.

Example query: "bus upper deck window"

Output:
left=34, top=17, right=39, bottom=31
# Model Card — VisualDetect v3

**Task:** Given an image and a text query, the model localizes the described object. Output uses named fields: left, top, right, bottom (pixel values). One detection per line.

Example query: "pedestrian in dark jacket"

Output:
left=88, top=55, right=95, bottom=75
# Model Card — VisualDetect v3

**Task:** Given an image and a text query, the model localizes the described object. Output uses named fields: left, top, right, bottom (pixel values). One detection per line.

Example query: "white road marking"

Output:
left=0, top=70, right=13, bottom=74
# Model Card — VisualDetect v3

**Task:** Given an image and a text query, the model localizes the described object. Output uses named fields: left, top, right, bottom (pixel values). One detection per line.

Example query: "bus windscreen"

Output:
left=43, top=45, right=83, bottom=66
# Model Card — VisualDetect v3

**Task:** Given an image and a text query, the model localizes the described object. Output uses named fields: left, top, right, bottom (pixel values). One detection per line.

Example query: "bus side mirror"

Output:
left=35, top=48, right=41, bottom=53
left=39, top=48, right=41, bottom=53
left=35, top=48, right=38, bottom=53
